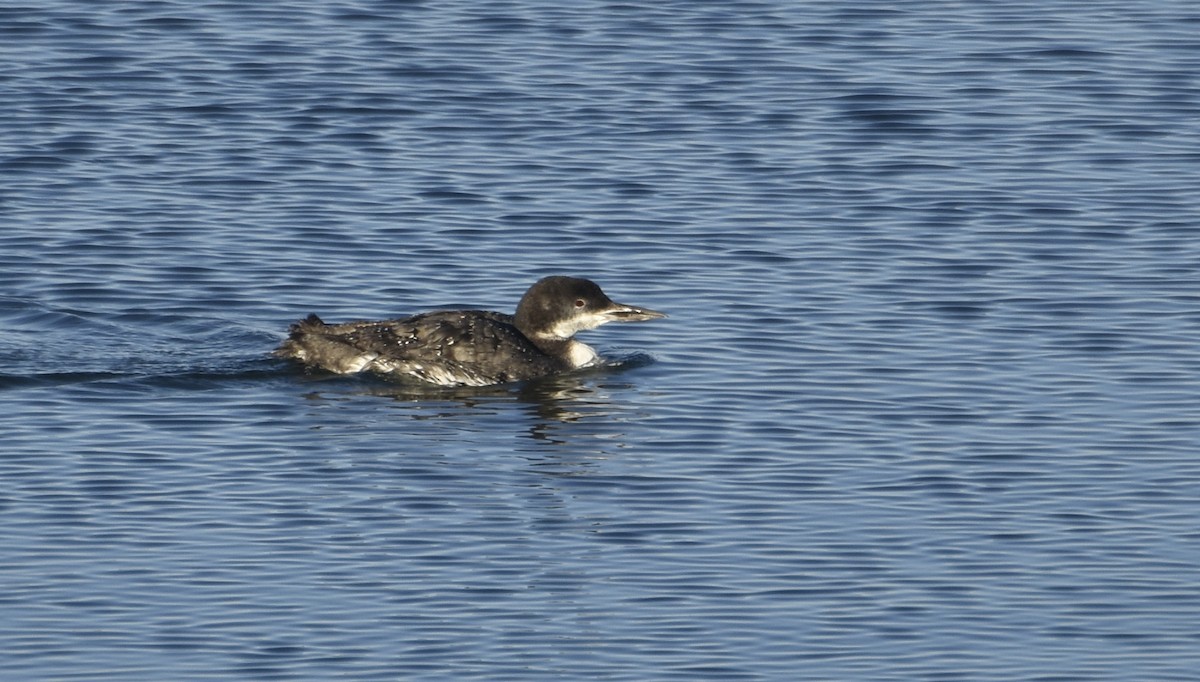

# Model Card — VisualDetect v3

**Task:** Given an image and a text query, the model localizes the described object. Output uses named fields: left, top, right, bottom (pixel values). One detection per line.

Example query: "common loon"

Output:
left=275, top=275, right=666, bottom=387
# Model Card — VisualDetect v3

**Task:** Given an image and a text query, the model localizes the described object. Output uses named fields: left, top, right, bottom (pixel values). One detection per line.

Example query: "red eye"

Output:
left=574, top=299, right=586, bottom=308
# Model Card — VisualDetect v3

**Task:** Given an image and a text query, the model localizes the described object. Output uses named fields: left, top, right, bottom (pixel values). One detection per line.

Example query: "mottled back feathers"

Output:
left=276, top=311, right=567, bottom=386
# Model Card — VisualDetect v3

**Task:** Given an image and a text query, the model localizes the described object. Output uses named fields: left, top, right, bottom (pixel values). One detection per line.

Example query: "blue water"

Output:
left=4, top=1, right=1200, bottom=680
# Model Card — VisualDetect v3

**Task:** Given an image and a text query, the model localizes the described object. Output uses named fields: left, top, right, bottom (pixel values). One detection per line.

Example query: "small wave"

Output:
left=0, top=358, right=284, bottom=393
left=0, top=370, right=132, bottom=391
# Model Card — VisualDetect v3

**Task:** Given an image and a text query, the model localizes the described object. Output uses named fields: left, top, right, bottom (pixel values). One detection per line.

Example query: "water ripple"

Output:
left=3, top=0, right=1200, bottom=680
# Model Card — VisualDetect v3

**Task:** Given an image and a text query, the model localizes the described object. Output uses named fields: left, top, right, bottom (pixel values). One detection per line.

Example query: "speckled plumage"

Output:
left=275, top=276, right=665, bottom=386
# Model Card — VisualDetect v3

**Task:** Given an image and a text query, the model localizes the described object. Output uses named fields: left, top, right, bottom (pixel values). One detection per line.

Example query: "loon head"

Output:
left=513, top=276, right=667, bottom=341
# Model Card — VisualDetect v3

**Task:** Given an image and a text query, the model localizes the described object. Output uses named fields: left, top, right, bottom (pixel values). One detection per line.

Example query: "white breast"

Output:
left=564, top=340, right=599, bottom=369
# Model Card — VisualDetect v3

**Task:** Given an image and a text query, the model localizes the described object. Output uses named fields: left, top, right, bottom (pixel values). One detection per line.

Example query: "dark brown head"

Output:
left=513, top=276, right=666, bottom=340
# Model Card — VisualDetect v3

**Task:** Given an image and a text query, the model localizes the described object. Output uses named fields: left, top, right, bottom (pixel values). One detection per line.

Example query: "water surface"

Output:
left=3, top=1, right=1200, bottom=680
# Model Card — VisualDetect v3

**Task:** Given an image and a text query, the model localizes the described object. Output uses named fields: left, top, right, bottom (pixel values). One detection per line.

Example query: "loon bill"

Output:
left=274, top=275, right=666, bottom=387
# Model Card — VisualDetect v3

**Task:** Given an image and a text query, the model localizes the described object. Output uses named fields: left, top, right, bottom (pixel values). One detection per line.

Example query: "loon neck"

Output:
left=526, top=334, right=598, bottom=369
left=561, top=339, right=599, bottom=368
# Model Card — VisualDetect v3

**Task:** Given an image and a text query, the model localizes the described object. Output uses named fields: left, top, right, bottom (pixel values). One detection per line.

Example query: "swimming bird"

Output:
left=275, top=275, right=666, bottom=386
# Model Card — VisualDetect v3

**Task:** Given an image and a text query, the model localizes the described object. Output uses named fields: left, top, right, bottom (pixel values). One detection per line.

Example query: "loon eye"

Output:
left=574, top=298, right=586, bottom=309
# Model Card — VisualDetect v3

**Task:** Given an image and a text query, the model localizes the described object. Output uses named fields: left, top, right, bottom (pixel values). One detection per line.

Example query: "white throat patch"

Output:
left=547, top=311, right=613, bottom=339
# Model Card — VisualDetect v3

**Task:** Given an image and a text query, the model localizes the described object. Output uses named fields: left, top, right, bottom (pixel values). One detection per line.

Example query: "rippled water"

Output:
left=4, top=1, right=1200, bottom=680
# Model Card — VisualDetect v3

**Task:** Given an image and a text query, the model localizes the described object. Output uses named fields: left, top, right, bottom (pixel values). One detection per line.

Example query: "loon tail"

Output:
left=274, top=314, right=323, bottom=356
left=290, top=313, right=325, bottom=334
left=274, top=314, right=387, bottom=375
